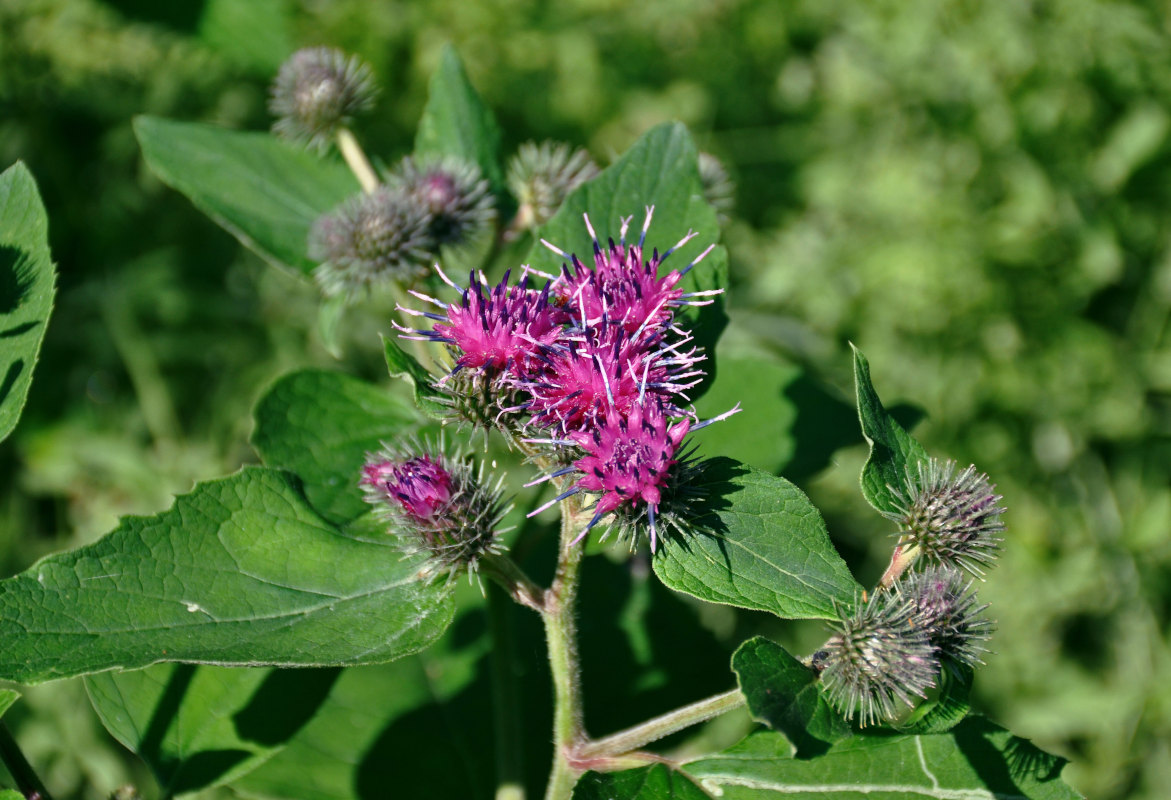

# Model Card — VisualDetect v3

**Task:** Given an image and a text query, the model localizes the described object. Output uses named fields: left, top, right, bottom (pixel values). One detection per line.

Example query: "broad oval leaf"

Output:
left=414, top=45, right=506, bottom=200
left=0, top=162, right=56, bottom=445
left=525, top=122, right=729, bottom=389
left=134, top=116, right=359, bottom=275
left=853, top=345, right=929, bottom=516
left=251, top=369, right=421, bottom=525
left=653, top=458, right=861, bottom=620
left=731, top=637, right=851, bottom=757
left=86, top=664, right=339, bottom=795
left=0, top=467, right=454, bottom=684
left=685, top=719, right=1081, bottom=799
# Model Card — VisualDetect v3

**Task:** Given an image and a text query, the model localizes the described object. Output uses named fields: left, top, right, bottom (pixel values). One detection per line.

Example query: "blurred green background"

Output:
left=2, top=0, right=1169, bottom=798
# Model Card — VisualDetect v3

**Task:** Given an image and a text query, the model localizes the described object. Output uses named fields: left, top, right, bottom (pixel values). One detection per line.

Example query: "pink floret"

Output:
left=361, top=455, right=453, bottom=521
left=570, top=402, right=690, bottom=517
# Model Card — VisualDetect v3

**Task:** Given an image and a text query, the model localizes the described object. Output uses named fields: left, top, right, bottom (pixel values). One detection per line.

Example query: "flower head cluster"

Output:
left=310, top=157, right=495, bottom=299
left=361, top=442, right=509, bottom=580
left=397, top=207, right=733, bottom=550
left=815, top=561, right=995, bottom=727
left=885, top=459, right=1005, bottom=577
left=270, top=47, right=377, bottom=151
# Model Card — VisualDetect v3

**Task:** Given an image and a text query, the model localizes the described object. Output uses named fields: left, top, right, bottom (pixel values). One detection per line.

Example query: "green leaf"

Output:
left=525, top=122, right=729, bottom=388
left=414, top=45, right=505, bottom=198
left=0, top=790, right=21, bottom=800
left=251, top=369, right=420, bottom=525
left=653, top=458, right=861, bottom=620
left=198, top=0, right=294, bottom=74
left=0, top=467, right=454, bottom=684
left=0, top=689, right=18, bottom=719
left=231, top=583, right=540, bottom=800
left=382, top=335, right=447, bottom=419
left=686, top=719, right=1081, bottom=799
left=574, top=764, right=710, bottom=800
left=134, top=116, right=359, bottom=275
left=86, top=664, right=337, bottom=795
left=731, top=637, right=851, bottom=757
left=0, top=162, right=56, bottom=445
left=853, top=345, right=929, bottom=516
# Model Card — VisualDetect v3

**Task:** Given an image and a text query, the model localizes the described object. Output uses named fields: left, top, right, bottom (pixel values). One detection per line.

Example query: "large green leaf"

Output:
left=652, top=458, right=861, bottom=620
left=525, top=122, right=729, bottom=388
left=134, top=116, right=359, bottom=275
left=573, top=764, right=710, bottom=800
left=251, top=369, right=421, bottom=525
left=0, top=467, right=454, bottom=684
left=685, top=719, right=1080, bottom=799
left=0, top=162, right=56, bottom=445
left=731, top=637, right=851, bottom=757
left=414, top=45, right=505, bottom=198
left=853, top=345, right=929, bottom=516
left=86, top=664, right=338, bottom=795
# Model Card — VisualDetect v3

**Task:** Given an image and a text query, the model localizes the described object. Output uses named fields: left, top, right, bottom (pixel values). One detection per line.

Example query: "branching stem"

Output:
left=577, top=689, right=745, bottom=759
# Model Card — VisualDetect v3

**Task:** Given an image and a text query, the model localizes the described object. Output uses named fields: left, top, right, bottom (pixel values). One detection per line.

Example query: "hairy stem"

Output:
left=488, top=584, right=528, bottom=800
left=542, top=497, right=588, bottom=800
left=336, top=127, right=379, bottom=193
left=0, top=722, right=52, bottom=800
left=482, top=553, right=546, bottom=613
left=577, top=689, right=746, bottom=759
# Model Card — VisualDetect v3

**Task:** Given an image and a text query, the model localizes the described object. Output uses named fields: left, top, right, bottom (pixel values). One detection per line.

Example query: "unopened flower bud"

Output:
left=886, top=459, right=1005, bottom=577
left=388, top=156, right=494, bottom=246
left=507, top=141, right=599, bottom=228
left=309, top=186, right=434, bottom=297
left=360, top=444, right=508, bottom=579
left=898, top=565, right=993, bottom=669
left=270, top=47, right=377, bottom=151
left=818, top=592, right=939, bottom=726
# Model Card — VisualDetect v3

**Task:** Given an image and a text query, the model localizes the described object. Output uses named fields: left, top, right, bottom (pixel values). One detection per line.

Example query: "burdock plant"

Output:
left=0, top=45, right=1078, bottom=800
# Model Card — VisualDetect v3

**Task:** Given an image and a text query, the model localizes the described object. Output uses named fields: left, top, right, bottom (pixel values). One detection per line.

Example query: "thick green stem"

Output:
left=542, top=498, right=588, bottom=800
left=0, top=722, right=52, bottom=800
left=336, top=127, right=379, bottom=193
left=577, top=689, right=745, bottom=759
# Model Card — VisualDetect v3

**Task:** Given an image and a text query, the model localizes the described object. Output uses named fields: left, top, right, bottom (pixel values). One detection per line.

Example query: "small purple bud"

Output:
left=898, top=565, right=993, bottom=669
left=361, top=444, right=509, bottom=579
left=388, top=156, right=495, bottom=246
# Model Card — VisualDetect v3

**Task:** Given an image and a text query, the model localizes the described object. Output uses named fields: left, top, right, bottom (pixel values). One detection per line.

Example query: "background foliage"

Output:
left=2, top=0, right=1169, bottom=798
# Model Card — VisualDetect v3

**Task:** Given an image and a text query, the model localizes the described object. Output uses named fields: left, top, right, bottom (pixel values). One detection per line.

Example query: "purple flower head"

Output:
left=526, top=401, right=740, bottom=552
left=396, top=266, right=567, bottom=378
left=540, top=207, right=721, bottom=338
left=519, top=320, right=702, bottom=434
left=361, top=443, right=510, bottom=579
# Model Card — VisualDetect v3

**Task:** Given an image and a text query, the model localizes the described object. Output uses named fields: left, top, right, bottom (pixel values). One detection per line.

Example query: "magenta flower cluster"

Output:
left=397, top=208, right=733, bottom=550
